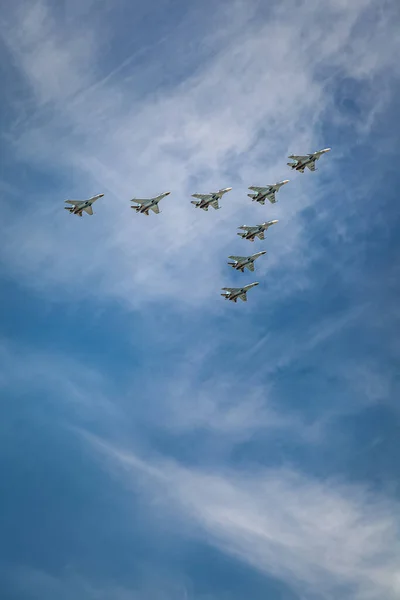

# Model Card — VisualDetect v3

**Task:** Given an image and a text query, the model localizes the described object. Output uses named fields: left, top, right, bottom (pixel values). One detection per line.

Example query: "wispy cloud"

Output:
left=0, top=338, right=116, bottom=422
left=1, top=0, right=398, bottom=308
left=83, top=434, right=400, bottom=600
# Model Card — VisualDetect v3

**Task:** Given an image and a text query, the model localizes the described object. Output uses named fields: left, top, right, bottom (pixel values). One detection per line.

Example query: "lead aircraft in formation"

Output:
left=248, top=180, right=289, bottom=205
left=64, top=147, right=330, bottom=302
left=287, top=147, right=331, bottom=173
left=190, top=187, right=232, bottom=211
left=64, top=193, right=104, bottom=216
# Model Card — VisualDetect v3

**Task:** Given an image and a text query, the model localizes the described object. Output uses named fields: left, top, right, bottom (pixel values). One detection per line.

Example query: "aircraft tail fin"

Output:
left=247, top=194, right=257, bottom=200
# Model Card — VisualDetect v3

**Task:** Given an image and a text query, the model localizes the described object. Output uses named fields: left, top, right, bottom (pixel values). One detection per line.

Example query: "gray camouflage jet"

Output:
left=64, top=193, right=104, bottom=217
left=287, top=148, right=331, bottom=173
left=228, top=251, right=266, bottom=273
left=131, top=191, right=171, bottom=215
left=191, top=187, right=232, bottom=211
left=237, top=220, right=278, bottom=242
left=221, top=282, right=259, bottom=303
left=248, top=180, right=289, bottom=204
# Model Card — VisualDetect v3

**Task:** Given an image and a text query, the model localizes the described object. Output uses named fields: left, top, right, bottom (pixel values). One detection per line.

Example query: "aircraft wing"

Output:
left=228, top=256, right=244, bottom=261
left=239, top=293, right=247, bottom=302
left=131, top=198, right=150, bottom=205
left=65, top=200, right=82, bottom=205
left=210, top=200, right=220, bottom=210
left=238, top=226, right=252, bottom=231
left=83, top=205, right=93, bottom=215
left=257, top=231, right=265, bottom=240
left=192, top=194, right=211, bottom=200
left=150, top=203, right=160, bottom=214
left=267, top=192, right=276, bottom=203
left=289, top=154, right=307, bottom=161
left=249, top=186, right=268, bottom=193
left=246, top=263, right=255, bottom=272
left=306, top=162, right=316, bottom=171
left=221, top=287, right=236, bottom=292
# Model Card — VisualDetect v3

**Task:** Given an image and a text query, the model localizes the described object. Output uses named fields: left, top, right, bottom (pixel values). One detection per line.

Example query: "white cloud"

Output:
left=0, top=338, right=117, bottom=420
left=1, top=0, right=399, bottom=309
left=84, top=435, right=400, bottom=600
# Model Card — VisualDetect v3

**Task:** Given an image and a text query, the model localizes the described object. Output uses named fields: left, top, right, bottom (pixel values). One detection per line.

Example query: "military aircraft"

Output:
left=64, top=193, right=104, bottom=216
left=248, top=180, right=289, bottom=204
left=221, top=282, right=259, bottom=303
left=191, top=187, right=232, bottom=211
left=227, top=251, right=266, bottom=273
left=287, top=148, right=331, bottom=173
left=237, top=220, right=278, bottom=242
left=131, top=191, right=171, bottom=215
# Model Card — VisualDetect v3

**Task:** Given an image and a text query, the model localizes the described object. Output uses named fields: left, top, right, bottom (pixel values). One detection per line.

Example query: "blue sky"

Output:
left=1, top=0, right=400, bottom=598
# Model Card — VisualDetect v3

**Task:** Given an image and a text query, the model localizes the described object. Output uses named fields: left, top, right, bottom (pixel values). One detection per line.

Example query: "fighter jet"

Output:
left=221, top=282, right=259, bottom=303
left=227, top=251, right=266, bottom=273
left=191, top=187, right=232, bottom=211
left=64, top=193, right=104, bottom=217
left=130, top=191, right=171, bottom=215
left=248, top=180, right=289, bottom=205
left=237, top=220, right=278, bottom=242
left=287, top=148, right=331, bottom=173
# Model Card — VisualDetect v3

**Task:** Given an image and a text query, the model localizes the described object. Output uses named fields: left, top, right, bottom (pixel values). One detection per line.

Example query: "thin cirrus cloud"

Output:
left=0, top=0, right=398, bottom=309
left=82, top=432, right=400, bottom=600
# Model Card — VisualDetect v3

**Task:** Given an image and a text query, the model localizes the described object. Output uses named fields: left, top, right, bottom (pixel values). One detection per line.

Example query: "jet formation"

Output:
left=64, top=147, right=331, bottom=303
